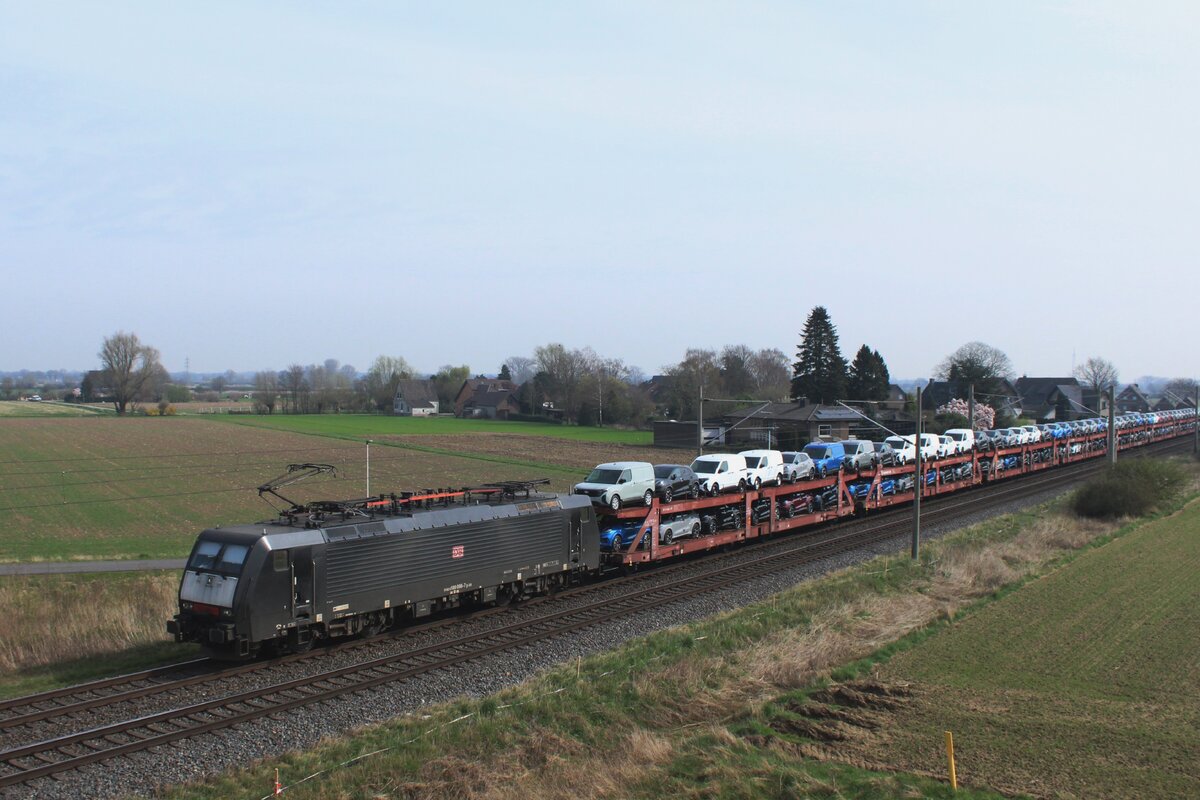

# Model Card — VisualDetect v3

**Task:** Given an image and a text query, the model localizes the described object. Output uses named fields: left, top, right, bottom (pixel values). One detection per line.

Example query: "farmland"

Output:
left=218, top=413, right=654, bottom=444
left=0, top=401, right=107, bottom=417
left=0, top=416, right=629, bottom=562
left=830, top=499, right=1200, bottom=798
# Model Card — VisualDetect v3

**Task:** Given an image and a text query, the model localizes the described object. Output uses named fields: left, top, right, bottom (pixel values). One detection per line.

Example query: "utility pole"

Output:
left=1195, top=389, right=1199, bottom=455
left=913, top=384, right=922, bottom=560
left=968, top=383, right=975, bottom=431
left=697, top=384, right=705, bottom=456
left=366, top=439, right=372, bottom=497
left=1107, top=386, right=1117, bottom=465
left=597, top=364, right=604, bottom=428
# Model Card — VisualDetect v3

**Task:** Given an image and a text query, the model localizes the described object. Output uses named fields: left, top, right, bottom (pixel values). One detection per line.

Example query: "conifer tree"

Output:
left=790, top=306, right=848, bottom=404
left=847, top=345, right=892, bottom=401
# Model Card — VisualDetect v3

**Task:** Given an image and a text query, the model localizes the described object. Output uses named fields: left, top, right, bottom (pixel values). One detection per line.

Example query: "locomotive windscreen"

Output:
left=187, top=540, right=250, bottom=577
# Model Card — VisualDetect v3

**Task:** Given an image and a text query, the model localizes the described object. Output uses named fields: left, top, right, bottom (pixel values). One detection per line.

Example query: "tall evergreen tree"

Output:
left=869, top=348, right=891, bottom=399
left=790, top=306, right=848, bottom=404
left=847, top=345, right=891, bottom=400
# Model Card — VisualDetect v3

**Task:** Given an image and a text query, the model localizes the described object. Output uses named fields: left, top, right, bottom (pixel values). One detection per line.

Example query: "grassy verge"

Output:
left=159, top=463, right=1200, bottom=800
left=0, top=571, right=197, bottom=698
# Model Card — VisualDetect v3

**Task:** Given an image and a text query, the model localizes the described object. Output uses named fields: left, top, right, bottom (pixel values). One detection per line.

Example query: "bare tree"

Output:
left=663, top=348, right=722, bottom=419
left=535, top=343, right=588, bottom=421
left=935, top=341, right=1014, bottom=396
left=748, top=348, right=791, bottom=400
left=254, top=371, right=279, bottom=414
left=504, top=355, right=538, bottom=385
left=279, top=364, right=307, bottom=413
left=1164, top=377, right=1198, bottom=404
left=364, top=355, right=413, bottom=412
left=98, top=331, right=162, bottom=414
left=1073, top=357, right=1119, bottom=390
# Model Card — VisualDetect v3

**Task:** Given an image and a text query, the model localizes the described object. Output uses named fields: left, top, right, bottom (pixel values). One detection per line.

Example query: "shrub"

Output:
left=1072, top=458, right=1188, bottom=519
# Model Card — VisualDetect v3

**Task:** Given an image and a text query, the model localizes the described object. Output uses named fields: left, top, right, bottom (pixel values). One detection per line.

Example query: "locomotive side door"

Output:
left=570, top=508, right=586, bottom=563
left=290, top=546, right=315, bottom=621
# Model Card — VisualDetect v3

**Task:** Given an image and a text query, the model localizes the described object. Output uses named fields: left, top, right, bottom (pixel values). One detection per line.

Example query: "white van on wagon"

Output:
left=573, top=461, right=656, bottom=510
left=690, top=453, right=749, bottom=496
left=739, top=449, right=785, bottom=489
left=943, top=428, right=975, bottom=454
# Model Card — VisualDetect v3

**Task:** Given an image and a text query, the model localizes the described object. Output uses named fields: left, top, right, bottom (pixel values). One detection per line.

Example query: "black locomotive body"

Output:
left=169, top=491, right=601, bottom=658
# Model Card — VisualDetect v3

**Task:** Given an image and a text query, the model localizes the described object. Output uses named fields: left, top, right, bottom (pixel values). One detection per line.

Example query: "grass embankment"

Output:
left=0, top=571, right=197, bottom=699
left=0, top=417, right=594, bottom=562
left=161, top=461, right=1200, bottom=800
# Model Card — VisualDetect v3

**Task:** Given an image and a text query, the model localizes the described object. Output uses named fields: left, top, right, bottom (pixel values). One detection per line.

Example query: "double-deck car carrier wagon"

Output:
left=598, top=413, right=1193, bottom=569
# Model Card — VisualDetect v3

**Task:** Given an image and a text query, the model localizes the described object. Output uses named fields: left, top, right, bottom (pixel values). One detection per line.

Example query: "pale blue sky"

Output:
left=2, top=2, right=1197, bottom=381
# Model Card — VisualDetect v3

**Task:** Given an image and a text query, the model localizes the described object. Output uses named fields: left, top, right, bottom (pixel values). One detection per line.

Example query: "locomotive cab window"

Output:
left=273, top=550, right=288, bottom=572
left=187, top=540, right=250, bottom=577
left=188, top=540, right=221, bottom=571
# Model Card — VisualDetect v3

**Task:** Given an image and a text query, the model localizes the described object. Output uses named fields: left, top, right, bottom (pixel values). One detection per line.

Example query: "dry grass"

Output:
left=633, top=510, right=1122, bottom=732
left=0, top=572, right=178, bottom=673
left=389, top=511, right=1129, bottom=799
left=336, top=727, right=677, bottom=800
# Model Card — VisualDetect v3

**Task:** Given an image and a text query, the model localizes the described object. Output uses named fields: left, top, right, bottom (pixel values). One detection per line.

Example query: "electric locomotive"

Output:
left=168, top=467, right=602, bottom=658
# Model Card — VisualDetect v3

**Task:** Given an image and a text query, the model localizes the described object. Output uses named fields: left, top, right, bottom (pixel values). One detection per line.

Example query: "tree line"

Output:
left=82, top=327, right=1197, bottom=423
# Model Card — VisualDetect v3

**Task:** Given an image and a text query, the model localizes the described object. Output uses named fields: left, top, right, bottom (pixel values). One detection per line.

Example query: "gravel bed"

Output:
left=10, top=479, right=1077, bottom=800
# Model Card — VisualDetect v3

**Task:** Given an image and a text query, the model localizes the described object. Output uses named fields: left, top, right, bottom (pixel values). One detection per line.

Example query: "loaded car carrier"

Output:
left=597, top=413, right=1194, bottom=569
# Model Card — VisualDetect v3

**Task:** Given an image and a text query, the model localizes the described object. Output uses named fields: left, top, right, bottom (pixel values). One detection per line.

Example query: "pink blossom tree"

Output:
left=936, top=398, right=995, bottom=430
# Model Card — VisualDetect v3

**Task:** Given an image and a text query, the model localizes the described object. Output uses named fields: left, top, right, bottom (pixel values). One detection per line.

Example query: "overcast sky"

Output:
left=2, top=2, right=1197, bottom=381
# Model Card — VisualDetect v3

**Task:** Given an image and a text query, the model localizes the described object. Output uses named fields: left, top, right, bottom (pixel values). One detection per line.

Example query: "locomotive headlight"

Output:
left=180, top=601, right=193, bottom=610
left=221, top=608, right=233, bottom=617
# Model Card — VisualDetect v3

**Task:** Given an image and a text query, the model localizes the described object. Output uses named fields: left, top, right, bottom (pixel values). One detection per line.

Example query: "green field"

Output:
left=0, top=415, right=660, bottom=562
left=0, top=401, right=108, bottom=417
left=857, top=500, right=1200, bottom=798
left=217, top=413, right=653, bottom=444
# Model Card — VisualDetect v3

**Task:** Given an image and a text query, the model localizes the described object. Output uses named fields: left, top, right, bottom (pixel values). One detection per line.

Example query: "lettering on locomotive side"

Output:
left=451, top=544, right=465, bottom=559
left=443, top=582, right=474, bottom=593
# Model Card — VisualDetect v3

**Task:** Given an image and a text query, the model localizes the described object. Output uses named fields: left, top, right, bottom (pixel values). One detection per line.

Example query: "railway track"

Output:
left=0, top=436, right=1189, bottom=792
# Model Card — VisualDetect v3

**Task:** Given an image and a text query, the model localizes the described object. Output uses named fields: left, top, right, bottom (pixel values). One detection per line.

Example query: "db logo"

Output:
left=451, top=545, right=464, bottom=559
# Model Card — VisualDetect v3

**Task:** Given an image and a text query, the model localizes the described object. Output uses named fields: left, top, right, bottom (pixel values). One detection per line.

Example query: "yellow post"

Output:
left=945, top=730, right=958, bottom=790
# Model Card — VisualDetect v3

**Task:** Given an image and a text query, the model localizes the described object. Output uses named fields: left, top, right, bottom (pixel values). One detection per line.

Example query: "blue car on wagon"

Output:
left=802, top=441, right=846, bottom=478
